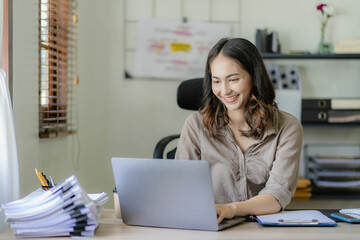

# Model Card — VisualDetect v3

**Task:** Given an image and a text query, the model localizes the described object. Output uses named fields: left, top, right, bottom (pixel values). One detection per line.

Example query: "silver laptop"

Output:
left=111, top=157, right=245, bottom=231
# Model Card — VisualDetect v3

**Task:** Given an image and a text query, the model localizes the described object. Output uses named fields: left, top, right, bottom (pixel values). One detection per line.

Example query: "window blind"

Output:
left=39, top=0, right=78, bottom=138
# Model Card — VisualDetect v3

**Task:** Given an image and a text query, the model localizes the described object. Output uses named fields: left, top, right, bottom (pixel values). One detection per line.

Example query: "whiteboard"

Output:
left=133, top=18, right=231, bottom=80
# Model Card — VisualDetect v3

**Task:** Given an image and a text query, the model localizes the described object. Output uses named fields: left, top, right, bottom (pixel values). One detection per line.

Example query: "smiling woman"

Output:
left=202, top=38, right=275, bottom=140
left=210, top=54, right=252, bottom=113
left=175, top=38, right=303, bottom=224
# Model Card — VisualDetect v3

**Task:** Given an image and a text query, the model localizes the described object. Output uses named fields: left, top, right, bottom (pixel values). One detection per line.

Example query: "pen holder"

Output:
left=113, top=188, right=122, bottom=220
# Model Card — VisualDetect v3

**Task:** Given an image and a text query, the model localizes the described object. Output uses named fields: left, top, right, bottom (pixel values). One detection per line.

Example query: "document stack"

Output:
left=333, top=39, right=360, bottom=54
left=1, top=175, right=108, bottom=238
left=305, top=144, right=360, bottom=196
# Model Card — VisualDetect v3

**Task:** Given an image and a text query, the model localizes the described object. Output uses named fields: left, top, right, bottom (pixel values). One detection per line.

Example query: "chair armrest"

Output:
left=153, top=134, right=180, bottom=159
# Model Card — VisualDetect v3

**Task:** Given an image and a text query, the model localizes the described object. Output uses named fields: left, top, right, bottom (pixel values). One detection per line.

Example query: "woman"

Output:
left=175, top=38, right=303, bottom=223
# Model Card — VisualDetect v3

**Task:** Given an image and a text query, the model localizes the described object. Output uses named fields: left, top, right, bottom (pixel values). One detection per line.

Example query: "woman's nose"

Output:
left=221, top=82, right=231, bottom=95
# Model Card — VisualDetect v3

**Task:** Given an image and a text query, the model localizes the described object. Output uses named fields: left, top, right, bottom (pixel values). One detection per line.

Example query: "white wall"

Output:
left=13, top=0, right=43, bottom=196
left=12, top=0, right=360, bottom=208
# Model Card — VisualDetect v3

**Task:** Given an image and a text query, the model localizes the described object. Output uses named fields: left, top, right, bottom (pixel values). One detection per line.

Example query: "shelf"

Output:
left=262, top=53, right=360, bottom=59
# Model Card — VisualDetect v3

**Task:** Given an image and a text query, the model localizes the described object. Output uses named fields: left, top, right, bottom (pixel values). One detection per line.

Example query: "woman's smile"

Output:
left=223, top=94, right=240, bottom=103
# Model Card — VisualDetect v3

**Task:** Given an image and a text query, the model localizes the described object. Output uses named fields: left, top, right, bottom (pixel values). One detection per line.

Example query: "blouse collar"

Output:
left=216, top=106, right=280, bottom=141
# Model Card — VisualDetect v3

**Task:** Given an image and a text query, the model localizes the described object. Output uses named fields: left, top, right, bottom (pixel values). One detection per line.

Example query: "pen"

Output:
left=42, top=172, right=51, bottom=186
left=50, top=176, right=55, bottom=187
left=34, top=168, right=48, bottom=187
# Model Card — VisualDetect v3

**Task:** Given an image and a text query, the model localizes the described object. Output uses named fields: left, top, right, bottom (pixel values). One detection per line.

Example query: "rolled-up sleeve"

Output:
left=259, top=114, right=303, bottom=209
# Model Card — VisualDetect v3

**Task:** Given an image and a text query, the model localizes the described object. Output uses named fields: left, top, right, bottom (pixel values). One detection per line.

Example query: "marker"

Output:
left=35, top=168, right=48, bottom=187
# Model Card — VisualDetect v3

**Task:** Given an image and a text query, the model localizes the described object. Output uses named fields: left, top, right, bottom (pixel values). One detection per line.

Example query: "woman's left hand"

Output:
left=216, top=203, right=237, bottom=223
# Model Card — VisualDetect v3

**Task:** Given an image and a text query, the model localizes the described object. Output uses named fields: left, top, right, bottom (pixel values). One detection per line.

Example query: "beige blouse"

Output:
left=175, top=109, right=303, bottom=209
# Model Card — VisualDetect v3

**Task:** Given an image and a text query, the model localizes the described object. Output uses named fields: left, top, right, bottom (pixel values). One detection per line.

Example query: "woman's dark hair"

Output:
left=200, top=38, right=276, bottom=140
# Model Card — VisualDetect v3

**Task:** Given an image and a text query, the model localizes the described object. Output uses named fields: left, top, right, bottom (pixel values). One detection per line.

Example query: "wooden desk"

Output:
left=1, top=209, right=359, bottom=239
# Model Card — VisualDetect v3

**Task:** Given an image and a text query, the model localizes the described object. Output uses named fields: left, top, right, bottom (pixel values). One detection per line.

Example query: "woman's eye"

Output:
left=229, top=79, right=239, bottom=82
left=212, top=80, right=220, bottom=84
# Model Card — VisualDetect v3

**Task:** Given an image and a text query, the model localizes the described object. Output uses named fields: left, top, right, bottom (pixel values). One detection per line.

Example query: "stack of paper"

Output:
left=1, top=175, right=108, bottom=238
left=333, top=39, right=360, bottom=54
left=309, top=156, right=360, bottom=191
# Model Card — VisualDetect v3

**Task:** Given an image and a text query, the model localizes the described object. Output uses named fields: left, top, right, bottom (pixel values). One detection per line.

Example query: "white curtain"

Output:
left=0, top=69, right=20, bottom=233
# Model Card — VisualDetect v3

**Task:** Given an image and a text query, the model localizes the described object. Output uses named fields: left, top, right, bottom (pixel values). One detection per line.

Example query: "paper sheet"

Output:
left=256, top=210, right=336, bottom=226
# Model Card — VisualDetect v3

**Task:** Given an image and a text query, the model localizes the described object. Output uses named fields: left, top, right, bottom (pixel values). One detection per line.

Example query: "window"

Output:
left=39, top=0, right=78, bottom=138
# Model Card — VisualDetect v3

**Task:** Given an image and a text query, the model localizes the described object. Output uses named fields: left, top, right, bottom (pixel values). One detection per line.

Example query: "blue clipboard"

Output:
left=256, top=210, right=337, bottom=227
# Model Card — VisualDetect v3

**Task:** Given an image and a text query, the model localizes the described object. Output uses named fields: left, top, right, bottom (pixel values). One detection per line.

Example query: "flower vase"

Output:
left=318, top=25, right=332, bottom=54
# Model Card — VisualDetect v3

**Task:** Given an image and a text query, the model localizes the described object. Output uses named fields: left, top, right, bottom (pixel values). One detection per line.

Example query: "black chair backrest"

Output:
left=153, top=78, right=204, bottom=159
left=177, top=78, right=203, bottom=110
left=153, top=134, right=180, bottom=159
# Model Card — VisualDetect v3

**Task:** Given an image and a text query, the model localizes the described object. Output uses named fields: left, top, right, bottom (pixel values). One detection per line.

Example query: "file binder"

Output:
left=302, top=98, right=360, bottom=110
left=302, top=98, right=360, bottom=124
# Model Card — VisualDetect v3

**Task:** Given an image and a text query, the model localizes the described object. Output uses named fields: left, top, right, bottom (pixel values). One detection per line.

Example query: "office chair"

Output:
left=153, top=78, right=203, bottom=159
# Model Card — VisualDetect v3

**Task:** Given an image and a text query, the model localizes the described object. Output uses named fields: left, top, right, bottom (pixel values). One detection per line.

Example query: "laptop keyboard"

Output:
left=218, top=217, right=245, bottom=230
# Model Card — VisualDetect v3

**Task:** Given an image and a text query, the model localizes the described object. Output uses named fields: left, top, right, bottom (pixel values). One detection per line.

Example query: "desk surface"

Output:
left=1, top=209, right=360, bottom=240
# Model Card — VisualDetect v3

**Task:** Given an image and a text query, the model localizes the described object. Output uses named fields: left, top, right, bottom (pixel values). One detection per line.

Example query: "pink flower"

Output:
left=317, top=3, right=336, bottom=17
left=317, top=4, right=327, bottom=11
left=316, top=3, right=337, bottom=44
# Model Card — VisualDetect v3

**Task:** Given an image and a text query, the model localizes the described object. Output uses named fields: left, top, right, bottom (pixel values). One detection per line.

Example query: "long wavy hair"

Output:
left=201, top=38, right=276, bottom=140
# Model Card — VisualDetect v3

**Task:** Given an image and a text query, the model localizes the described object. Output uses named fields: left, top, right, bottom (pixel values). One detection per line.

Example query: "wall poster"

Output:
left=133, top=18, right=231, bottom=80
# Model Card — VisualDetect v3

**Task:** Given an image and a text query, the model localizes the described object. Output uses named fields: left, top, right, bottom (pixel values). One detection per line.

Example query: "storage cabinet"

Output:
left=304, top=144, right=360, bottom=199
left=262, top=53, right=360, bottom=126
left=263, top=54, right=360, bottom=199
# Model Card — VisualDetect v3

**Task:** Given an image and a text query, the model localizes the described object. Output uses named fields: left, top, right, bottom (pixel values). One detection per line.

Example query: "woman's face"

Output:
left=210, top=54, right=252, bottom=113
